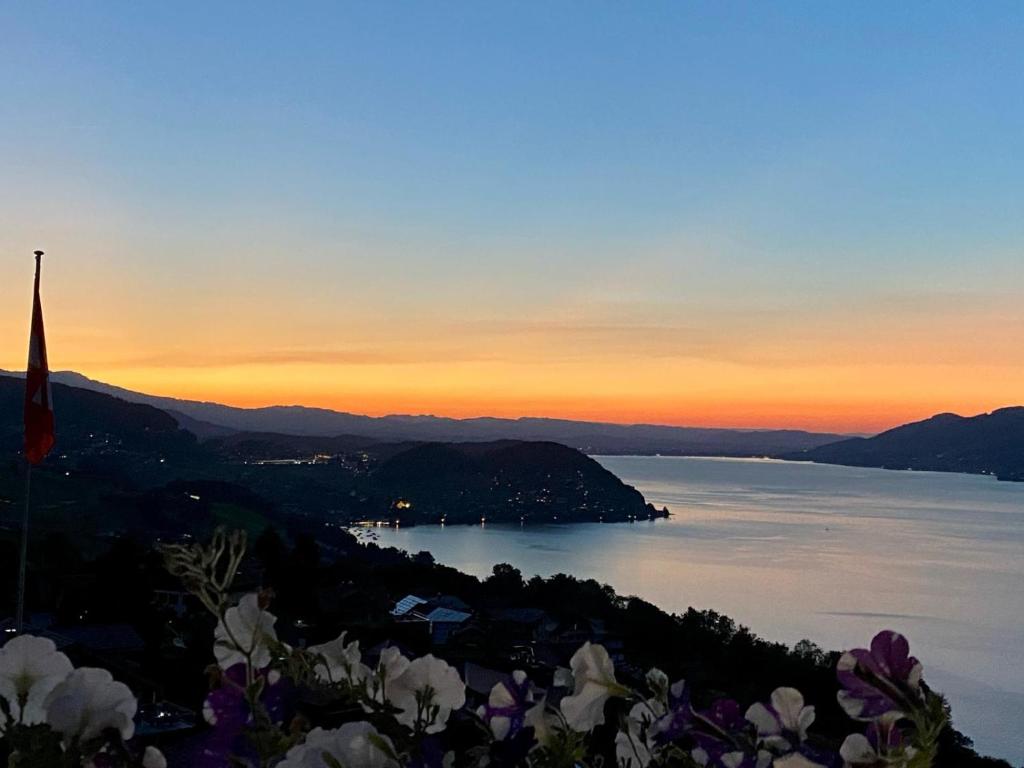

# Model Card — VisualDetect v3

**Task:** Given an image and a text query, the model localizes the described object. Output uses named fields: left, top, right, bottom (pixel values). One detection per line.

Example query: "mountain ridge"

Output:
left=0, top=370, right=853, bottom=456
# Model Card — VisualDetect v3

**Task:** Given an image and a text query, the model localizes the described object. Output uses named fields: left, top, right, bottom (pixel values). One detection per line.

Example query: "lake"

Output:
left=366, top=456, right=1024, bottom=765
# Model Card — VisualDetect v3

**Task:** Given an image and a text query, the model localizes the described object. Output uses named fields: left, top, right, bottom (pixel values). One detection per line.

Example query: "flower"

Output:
left=836, top=631, right=923, bottom=721
left=649, top=679, right=692, bottom=744
left=0, top=634, right=73, bottom=726
left=214, top=593, right=278, bottom=670
left=142, top=746, right=168, bottom=768
left=307, top=631, right=370, bottom=686
left=839, top=720, right=909, bottom=766
left=44, top=667, right=137, bottom=743
left=745, top=687, right=815, bottom=751
left=387, top=654, right=466, bottom=734
left=645, top=668, right=669, bottom=698
left=523, top=698, right=559, bottom=747
left=616, top=700, right=663, bottom=767
left=365, top=646, right=411, bottom=706
left=277, top=722, right=399, bottom=768
left=692, top=698, right=747, bottom=750
left=202, top=663, right=291, bottom=729
left=691, top=748, right=772, bottom=768
left=560, top=642, right=626, bottom=731
left=774, top=754, right=830, bottom=768
left=478, top=670, right=535, bottom=740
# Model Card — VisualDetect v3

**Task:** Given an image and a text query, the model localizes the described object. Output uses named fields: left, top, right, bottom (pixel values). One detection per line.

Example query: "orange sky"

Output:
left=1, top=251, right=1021, bottom=435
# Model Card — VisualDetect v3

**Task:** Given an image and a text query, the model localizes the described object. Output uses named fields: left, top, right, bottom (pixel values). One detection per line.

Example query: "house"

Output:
left=422, top=606, right=472, bottom=645
left=390, top=594, right=473, bottom=646
left=391, top=594, right=428, bottom=618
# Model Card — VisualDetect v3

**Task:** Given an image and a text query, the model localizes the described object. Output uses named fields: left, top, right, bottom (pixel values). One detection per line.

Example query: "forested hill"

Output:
left=0, top=375, right=657, bottom=535
left=785, top=407, right=1024, bottom=481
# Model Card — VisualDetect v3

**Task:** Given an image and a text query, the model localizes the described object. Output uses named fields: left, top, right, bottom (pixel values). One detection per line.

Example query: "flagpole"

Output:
left=15, top=463, right=31, bottom=632
left=16, top=250, right=45, bottom=634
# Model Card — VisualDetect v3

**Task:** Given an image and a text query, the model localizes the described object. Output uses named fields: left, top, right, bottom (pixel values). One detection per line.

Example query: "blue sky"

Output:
left=1, top=2, right=1022, bottom=430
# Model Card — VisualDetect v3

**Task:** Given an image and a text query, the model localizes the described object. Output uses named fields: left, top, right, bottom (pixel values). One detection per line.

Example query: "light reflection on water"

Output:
left=369, top=456, right=1024, bottom=764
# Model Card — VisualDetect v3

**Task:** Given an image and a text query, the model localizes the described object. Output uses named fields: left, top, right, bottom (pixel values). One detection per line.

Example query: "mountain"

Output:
left=8, top=371, right=852, bottom=456
left=0, top=374, right=656, bottom=529
left=784, top=407, right=1024, bottom=481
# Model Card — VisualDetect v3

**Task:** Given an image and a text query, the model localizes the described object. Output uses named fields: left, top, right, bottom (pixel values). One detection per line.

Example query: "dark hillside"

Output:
left=786, top=407, right=1024, bottom=481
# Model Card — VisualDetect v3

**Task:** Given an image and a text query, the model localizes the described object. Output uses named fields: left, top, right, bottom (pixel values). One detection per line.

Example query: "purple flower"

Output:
left=650, top=679, right=693, bottom=744
left=177, top=664, right=293, bottom=768
left=478, top=671, right=535, bottom=741
left=701, top=698, right=747, bottom=733
left=836, top=631, right=923, bottom=721
left=690, top=699, right=753, bottom=761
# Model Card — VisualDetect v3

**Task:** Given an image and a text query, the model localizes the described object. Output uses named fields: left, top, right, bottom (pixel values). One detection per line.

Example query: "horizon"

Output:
left=11, top=366, right=1020, bottom=437
left=3, top=3, right=1024, bottom=434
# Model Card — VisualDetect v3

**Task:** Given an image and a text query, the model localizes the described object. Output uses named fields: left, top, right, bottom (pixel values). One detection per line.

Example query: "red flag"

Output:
left=24, top=251, right=54, bottom=465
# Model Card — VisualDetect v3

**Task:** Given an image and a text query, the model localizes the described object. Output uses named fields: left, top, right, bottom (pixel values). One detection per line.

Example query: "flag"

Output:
left=24, top=251, right=54, bottom=465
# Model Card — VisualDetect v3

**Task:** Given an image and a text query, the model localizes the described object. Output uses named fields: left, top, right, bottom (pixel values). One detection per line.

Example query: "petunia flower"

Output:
left=387, top=654, right=466, bottom=734
left=478, top=670, right=535, bottom=740
left=0, top=634, right=73, bottom=726
left=839, top=719, right=910, bottom=766
left=836, top=631, right=923, bottom=721
left=142, top=746, right=168, bottom=768
left=44, top=667, right=137, bottom=743
left=774, top=754, right=830, bottom=768
left=649, top=679, right=693, bottom=744
left=306, top=631, right=371, bottom=687
left=560, top=642, right=628, bottom=731
left=214, top=594, right=278, bottom=670
left=745, top=687, right=815, bottom=751
left=615, top=699, right=664, bottom=767
left=691, top=747, right=772, bottom=768
left=365, top=646, right=411, bottom=706
left=523, top=697, right=560, bottom=747
left=277, top=722, right=399, bottom=768
left=691, top=698, right=747, bottom=750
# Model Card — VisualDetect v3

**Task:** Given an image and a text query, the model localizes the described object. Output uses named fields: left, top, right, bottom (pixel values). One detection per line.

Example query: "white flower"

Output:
left=524, top=698, right=559, bottom=747
left=553, top=666, right=574, bottom=688
left=645, top=667, right=669, bottom=699
left=278, top=723, right=399, bottom=768
left=364, top=646, right=411, bottom=706
left=692, top=750, right=771, bottom=768
left=0, top=635, right=73, bottom=726
left=616, top=729, right=652, bottom=767
left=387, top=654, right=466, bottom=733
left=746, top=687, right=815, bottom=749
left=44, top=667, right=137, bottom=742
left=142, top=746, right=168, bottom=768
left=560, top=642, right=625, bottom=731
left=839, top=733, right=877, bottom=764
left=215, top=593, right=277, bottom=669
left=307, top=631, right=370, bottom=686
left=774, top=753, right=828, bottom=768
left=615, top=700, right=662, bottom=767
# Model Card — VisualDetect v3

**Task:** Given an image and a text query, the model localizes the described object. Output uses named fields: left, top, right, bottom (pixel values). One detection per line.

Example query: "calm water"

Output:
left=367, top=457, right=1024, bottom=764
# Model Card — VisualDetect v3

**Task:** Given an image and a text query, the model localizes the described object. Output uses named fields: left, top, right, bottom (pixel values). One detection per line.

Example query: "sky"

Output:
left=1, top=2, right=1022, bottom=434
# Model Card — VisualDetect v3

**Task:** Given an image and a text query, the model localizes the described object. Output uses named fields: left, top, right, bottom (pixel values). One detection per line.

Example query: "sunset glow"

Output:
left=2, top=4, right=1022, bottom=435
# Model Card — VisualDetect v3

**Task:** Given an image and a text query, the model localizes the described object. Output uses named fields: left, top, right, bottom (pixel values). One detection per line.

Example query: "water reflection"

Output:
left=370, top=457, right=1024, bottom=764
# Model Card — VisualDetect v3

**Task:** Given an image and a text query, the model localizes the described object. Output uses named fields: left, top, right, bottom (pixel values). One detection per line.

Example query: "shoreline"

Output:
left=591, top=453, right=1024, bottom=483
